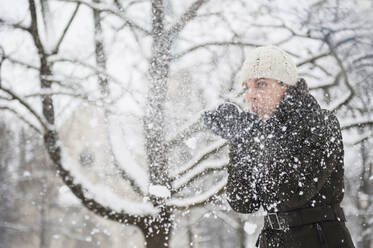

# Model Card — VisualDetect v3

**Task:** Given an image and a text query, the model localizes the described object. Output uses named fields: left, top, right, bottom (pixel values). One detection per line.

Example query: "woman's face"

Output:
left=242, top=77, right=288, bottom=120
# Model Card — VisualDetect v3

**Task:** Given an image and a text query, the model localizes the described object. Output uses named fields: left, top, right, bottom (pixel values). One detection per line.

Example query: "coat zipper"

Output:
left=315, top=222, right=329, bottom=248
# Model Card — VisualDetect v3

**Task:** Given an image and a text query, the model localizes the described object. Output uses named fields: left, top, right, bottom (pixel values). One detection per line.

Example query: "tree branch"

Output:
left=309, top=71, right=342, bottom=90
left=327, top=91, right=353, bottom=112
left=326, top=39, right=355, bottom=113
left=171, top=160, right=227, bottom=195
left=57, top=0, right=151, bottom=35
left=0, top=86, right=48, bottom=131
left=172, top=41, right=259, bottom=61
left=167, top=0, right=209, bottom=39
left=51, top=3, right=81, bottom=54
left=44, top=130, right=153, bottom=225
left=171, top=139, right=228, bottom=178
left=344, top=133, right=373, bottom=147
left=0, top=18, right=30, bottom=32
left=296, top=51, right=332, bottom=67
left=250, top=22, right=321, bottom=42
left=2, top=54, right=40, bottom=70
left=165, top=114, right=206, bottom=151
left=50, top=57, right=126, bottom=86
left=0, top=106, right=42, bottom=134
left=28, top=0, right=46, bottom=56
left=166, top=176, right=227, bottom=210
left=341, top=119, right=373, bottom=130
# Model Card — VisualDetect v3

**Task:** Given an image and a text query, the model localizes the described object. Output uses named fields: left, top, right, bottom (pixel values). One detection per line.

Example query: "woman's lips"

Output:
left=251, top=105, right=259, bottom=113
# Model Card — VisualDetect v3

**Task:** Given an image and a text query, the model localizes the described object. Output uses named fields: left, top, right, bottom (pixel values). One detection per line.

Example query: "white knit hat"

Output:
left=239, top=45, right=298, bottom=86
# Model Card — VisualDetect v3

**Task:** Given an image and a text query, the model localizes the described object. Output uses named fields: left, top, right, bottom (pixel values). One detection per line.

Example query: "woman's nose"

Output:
left=245, top=95, right=256, bottom=107
left=246, top=90, right=258, bottom=102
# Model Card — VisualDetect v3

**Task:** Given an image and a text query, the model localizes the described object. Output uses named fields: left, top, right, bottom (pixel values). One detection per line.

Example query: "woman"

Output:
left=202, top=45, right=355, bottom=248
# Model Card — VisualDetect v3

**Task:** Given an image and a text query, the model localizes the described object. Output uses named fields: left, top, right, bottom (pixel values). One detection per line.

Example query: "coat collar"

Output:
left=262, top=78, right=321, bottom=130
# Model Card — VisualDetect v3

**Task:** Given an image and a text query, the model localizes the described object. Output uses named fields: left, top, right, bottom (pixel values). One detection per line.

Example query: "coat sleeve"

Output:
left=202, top=103, right=263, bottom=213
left=260, top=109, right=342, bottom=210
left=226, top=140, right=262, bottom=213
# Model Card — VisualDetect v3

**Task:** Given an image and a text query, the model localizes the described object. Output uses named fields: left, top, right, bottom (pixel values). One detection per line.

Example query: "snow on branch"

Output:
left=57, top=0, right=151, bottom=35
left=171, top=139, right=227, bottom=177
left=172, top=41, right=259, bottom=61
left=0, top=105, right=41, bottom=134
left=167, top=0, right=210, bottom=39
left=341, top=117, right=373, bottom=130
left=326, top=39, right=355, bottom=108
left=1, top=50, right=39, bottom=70
left=167, top=114, right=205, bottom=148
left=51, top=2, right=81, bottom=55
left=296, top=51, right=332, bottom=67
left=48, top=57, right=126, bottom=86
left=344, top=132, right=373, bottom=146
left=327, top=91, right=352, bottom=112
left=166, top=175, right=227, bottom=209
left=0, top=85, right=48, bottom=131
left=0, top=17, right=30, bottom=32
left=172, top=158, right=228, bottom=190
left=108, top=115, right=149, bottom=195
left=149, top=184, right=171, bottom=198
left=60, top=145, right=158, bottom=216
left=309, top=71, right=342, bottom=90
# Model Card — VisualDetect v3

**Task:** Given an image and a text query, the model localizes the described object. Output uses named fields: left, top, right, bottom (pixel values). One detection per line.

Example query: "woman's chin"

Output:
left=249, top=106, right=258, bottom=114
left=249, top=109, right=258, bottom=116
left=262, top=114, right=271, bottom=120
left=250, top=110, right=267, bottom=120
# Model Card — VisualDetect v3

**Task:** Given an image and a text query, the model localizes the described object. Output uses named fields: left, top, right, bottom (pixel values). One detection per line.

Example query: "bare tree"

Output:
left=1, top=0, right=372, bottom=247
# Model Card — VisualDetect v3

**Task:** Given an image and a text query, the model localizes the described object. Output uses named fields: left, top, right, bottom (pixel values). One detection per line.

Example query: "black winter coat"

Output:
left=202, top=78, right=355, bottom=248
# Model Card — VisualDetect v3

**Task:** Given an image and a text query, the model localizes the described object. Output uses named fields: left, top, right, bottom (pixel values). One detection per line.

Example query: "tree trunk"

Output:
left=92, top=0, right=109, bottom=98
left=144, top=0, right=172, bottom=187
left=143, top=225, right=172, bottom=248
left=139, top=206, right=173, bottom=248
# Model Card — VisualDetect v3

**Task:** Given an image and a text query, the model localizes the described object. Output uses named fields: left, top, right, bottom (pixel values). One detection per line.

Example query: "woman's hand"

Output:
left=201, top=102, right=263, bottom=142
left=201, top=102, right=241, bottom=140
